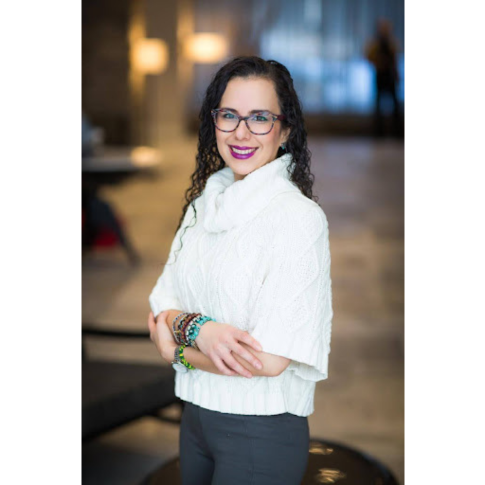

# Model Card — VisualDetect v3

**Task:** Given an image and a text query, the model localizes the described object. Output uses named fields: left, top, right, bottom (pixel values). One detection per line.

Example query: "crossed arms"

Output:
left=148, top=309, right=291, bottom=378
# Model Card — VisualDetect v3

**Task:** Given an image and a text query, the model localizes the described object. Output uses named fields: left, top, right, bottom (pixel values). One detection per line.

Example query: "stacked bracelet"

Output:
left=171, top=311, right=214, bottom=350
left=186, top=315, right=213, bottom=350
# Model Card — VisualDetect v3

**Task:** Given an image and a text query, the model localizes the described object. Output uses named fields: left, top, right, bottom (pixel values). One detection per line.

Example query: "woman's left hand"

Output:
left=148, top=311, right=177, bottom=363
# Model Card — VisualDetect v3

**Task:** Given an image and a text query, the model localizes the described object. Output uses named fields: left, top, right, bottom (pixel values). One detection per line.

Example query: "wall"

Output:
left=82, top=0, right=131, bottom=144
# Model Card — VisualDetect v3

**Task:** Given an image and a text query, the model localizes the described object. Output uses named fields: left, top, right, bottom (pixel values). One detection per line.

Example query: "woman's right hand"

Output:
left=195, top=321, right=264, bottom=378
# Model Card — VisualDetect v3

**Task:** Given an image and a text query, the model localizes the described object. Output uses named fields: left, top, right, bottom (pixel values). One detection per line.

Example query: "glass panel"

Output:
left=192, top=0, right=404, bottom=116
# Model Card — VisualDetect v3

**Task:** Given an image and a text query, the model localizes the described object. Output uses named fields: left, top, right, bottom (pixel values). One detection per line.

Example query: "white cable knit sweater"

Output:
left=149, top=153, right=333, bottom=417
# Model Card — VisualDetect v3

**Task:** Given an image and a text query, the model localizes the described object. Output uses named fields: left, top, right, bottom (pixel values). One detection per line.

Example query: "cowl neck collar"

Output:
left=202, top=153, right=300, bottom=233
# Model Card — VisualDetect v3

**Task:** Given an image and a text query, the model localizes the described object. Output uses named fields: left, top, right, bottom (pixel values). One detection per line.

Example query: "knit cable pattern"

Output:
left=149, top=153, right=333, bottom=416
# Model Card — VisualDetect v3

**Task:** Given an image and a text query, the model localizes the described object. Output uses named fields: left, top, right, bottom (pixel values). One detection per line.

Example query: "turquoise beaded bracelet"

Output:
left=187, top=315, right=213, bottom=343
left=186, top=315, right=214, bottom=350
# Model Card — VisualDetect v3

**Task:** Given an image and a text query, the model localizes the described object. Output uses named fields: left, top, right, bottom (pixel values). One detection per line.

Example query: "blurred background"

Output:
left=82, top=0, right=404, bottom=483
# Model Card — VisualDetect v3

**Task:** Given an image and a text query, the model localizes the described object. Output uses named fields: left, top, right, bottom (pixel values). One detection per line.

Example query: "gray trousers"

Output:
left=179, top=401, right=309, bottom=485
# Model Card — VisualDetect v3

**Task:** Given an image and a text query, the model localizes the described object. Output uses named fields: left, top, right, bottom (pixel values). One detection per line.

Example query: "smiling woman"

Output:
left=213, top=77, right=290, bottom=181
left=148, top=56, right=333, bottom=485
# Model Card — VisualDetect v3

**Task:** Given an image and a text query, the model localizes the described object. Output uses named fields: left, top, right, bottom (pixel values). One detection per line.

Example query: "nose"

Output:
left=234, top=119, right=251, bottom=140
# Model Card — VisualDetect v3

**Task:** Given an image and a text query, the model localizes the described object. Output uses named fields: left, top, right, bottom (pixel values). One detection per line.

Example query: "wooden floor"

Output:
left=82, top=135, right=404, bottom=484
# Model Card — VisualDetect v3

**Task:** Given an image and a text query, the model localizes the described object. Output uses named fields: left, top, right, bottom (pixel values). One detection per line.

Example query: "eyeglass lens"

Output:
left=214, top=111, right=273, bottom=134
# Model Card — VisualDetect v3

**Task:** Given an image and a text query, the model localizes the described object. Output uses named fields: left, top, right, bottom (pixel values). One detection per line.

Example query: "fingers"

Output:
left=148, top=312, right=156, bottom=340
left=224, top=354, right=253, bottom=379
left=211, top=354, right=238, bottom=377
left=216, top=348, right=253, bottom=378
left=157, top=310, right=170, bottom=325
left=231, top=342, right=263, bottom=371
left=236, top=330, right=263, bottom=352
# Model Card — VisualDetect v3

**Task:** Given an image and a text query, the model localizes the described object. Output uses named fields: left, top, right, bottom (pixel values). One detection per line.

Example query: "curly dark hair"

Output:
left=170, top=55, right=318, bottom=263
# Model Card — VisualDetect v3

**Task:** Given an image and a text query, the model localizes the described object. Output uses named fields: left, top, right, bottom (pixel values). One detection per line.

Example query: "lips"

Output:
left=229, top=145, right=258, bottom=160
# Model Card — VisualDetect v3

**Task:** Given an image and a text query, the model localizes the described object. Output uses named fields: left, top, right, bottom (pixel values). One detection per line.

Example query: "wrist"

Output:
left=162, top=342, right=178, bottom=364
left=195, top=319, right=216, bottom=347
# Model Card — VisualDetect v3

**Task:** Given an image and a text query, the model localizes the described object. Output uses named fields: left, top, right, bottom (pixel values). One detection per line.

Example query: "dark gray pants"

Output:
left=179, top=401, right=309, bottom=485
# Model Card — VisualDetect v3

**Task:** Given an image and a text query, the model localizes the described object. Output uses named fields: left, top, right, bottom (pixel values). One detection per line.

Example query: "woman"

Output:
left=148, top=56, right=333, bottom=485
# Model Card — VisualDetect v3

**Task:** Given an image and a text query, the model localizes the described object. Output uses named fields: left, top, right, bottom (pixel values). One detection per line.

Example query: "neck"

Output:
left=232, top=158, right=278, bottom=182
left=202, top=152, right=299, bottom=233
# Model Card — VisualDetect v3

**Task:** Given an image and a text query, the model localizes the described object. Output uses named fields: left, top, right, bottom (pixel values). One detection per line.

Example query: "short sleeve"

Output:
left=148, top=201, right=197, bottom=317
left=249, top=206, right=333, bottom=382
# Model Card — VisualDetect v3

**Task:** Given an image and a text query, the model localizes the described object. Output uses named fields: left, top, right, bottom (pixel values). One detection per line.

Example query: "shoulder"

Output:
left=261, top=191, right=329, bottom=249
left=269, top=191, right=328, bottom=228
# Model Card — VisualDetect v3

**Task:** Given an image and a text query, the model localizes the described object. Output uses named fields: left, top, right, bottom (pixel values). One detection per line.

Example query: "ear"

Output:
left=280, top=126, right=291, bottom=145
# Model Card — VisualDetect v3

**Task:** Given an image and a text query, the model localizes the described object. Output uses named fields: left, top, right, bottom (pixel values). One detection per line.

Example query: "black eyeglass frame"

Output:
left=211, top=108, right=286, bottom=135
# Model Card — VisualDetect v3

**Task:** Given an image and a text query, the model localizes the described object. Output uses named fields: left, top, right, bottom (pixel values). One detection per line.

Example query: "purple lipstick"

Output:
left=229, top=145, right=258, bottom=160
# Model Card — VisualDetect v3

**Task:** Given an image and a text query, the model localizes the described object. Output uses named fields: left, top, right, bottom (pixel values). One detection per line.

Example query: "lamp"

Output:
left=131, top=38, right=169, bottom=74
left=183, top=33, right=228, bottom=63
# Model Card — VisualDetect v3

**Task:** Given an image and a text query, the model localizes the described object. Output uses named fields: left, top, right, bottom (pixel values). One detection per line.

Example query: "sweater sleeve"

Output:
left=249, top=206, right=333, bottom=382
left=148, top=201, right=196, bottom=317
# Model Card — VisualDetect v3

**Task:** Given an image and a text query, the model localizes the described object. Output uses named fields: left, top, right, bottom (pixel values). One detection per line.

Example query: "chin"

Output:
left=231, top=166, right=254, bottom=180
left=225, top=154, right=257, bottom=170
left=222, top=148, right=277, bottom=179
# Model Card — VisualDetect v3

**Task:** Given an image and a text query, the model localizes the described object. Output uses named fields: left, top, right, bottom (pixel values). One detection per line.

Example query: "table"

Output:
left=82, top=146, right=162, bottom=173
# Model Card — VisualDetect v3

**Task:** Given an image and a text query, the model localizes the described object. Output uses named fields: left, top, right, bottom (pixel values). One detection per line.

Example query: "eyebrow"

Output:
left=219, top=107, right=272, bottom=114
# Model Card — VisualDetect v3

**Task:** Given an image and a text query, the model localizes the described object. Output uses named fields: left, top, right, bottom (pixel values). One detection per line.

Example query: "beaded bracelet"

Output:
left=172, top=344, right=195, bottom=370
left=172, top=312, right=185, bottom=340
left=171, top=312, right=215, bottom=349
left=185, top=317, right=203, bottom=350
left=172, top=312, right=196, bottom=345
left=184, top=314, right=214, bottom=348
left=179, top=313, right=198, bottom=345
left=185, top=315, right=203, bottom=341
left=173, top=313, right=195, bottom=345
left=186, top=315, right=213, bottom=345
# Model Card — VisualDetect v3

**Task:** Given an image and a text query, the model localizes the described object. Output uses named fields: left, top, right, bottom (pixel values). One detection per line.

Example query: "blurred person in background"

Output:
left=365, top=18, right=402, bottom=137
left=148, top=56, right=333, bottom=485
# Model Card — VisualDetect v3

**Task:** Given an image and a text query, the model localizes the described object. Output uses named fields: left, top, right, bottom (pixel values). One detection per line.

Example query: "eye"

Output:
left=251, top=113, right=270, bottom=123
left=221, top=112, right=237, bottom=119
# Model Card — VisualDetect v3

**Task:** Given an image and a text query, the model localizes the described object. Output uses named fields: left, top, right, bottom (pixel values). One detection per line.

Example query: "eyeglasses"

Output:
left=211, top=109, right=286, bottom=135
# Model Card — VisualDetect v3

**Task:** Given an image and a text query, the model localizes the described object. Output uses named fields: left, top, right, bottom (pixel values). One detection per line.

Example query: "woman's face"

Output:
left=215, top=77, right=290, bottom=182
